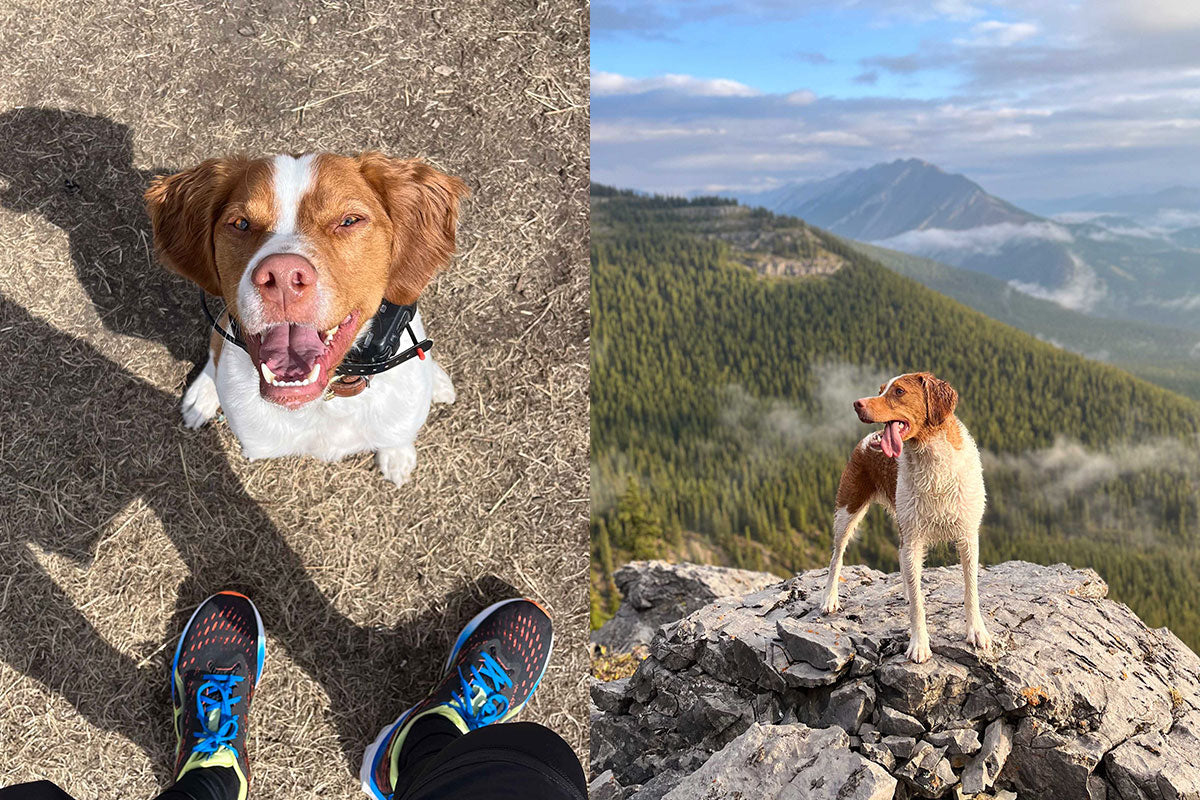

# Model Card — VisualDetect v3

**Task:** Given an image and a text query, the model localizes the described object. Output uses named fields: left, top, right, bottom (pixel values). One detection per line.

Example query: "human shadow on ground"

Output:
left=0, top=107, right=516, bottom=787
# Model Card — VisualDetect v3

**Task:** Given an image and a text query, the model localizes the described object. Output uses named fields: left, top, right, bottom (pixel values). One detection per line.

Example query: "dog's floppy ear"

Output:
left=357, top=152, right=469, bottom=305
left=144, top=158, right=242, bottom=296
left=919, top=373, right=958, bottom=426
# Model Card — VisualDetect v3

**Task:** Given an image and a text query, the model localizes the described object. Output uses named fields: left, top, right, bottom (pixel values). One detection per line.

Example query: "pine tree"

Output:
left=617, top=479, right=663, bottom=561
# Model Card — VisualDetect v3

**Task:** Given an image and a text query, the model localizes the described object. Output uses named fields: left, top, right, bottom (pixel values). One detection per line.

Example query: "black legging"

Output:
left=0, top=721, right=586, bottom=800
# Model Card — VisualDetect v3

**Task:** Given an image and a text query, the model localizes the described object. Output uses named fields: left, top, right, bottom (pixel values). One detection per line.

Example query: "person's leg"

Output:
left=0, top=593, right=263, bottom=800
left=397, top=721, right=586, bottom=800
left=152, top=768, right=242, bottom=800
left=0, top=780, right=76, bottom=799
left=360, top=598, right=557, bottom=800
left=0, top=767, right=239, bottom=800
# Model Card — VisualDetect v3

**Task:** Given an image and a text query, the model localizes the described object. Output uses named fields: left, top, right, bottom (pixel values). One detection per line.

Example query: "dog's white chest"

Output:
left=215, top=344, right=434, bottom=462
left=896, top=422, right=985, bottom=540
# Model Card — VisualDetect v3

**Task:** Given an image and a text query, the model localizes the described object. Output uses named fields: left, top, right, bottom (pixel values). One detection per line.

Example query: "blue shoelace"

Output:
left=193, top=673, right=245, bottom=756
left=448, top=651, right=513, bottom=729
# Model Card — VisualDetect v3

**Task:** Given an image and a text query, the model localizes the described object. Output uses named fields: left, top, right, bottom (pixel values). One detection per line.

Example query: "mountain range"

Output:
left=1030, top=185, right=1200, bottom=221
left=729, top=160, right=1200, bottom=331
left=734, top=159, right=1037, bottom=240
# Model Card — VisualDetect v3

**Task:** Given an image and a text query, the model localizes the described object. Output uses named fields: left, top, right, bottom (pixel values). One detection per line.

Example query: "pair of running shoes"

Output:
left=171, top=592, right=553, bottom=800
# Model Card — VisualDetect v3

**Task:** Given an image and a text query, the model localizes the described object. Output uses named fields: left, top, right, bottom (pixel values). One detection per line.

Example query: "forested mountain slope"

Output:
left=846, top=239, right=1200, bottom=401
left=591, top=187, right=1200, bottom=649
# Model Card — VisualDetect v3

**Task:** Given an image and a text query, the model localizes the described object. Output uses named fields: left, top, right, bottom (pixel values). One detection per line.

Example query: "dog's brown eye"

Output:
left=340, top=215, right=363, bottom=227
left=894, top=387, right=905, bottom=396
left=231, top=217, right=250, bottom=232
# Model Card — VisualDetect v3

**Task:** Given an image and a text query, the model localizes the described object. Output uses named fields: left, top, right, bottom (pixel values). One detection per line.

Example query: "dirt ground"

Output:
left=0, top=1, right=588, bottom=797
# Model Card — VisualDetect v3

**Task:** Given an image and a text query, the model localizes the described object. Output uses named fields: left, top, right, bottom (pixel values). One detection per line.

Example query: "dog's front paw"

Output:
left=820, top=594, right=841, bottom=615
left=966, top=624, right=993, bottom=652
left=181, top=371, right=220, bottom=429
left=376, top=445, right=417, bottom=486
left=906, top=635, right=932, bottom=664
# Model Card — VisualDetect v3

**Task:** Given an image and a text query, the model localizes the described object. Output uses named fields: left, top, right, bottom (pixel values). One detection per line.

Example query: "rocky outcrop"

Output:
left=591, top=560, right=778, bottom=654
left=590, top=560, right=1200, bottom=799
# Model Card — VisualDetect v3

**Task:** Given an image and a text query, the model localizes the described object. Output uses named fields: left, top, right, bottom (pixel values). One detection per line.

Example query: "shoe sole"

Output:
left=358, top=598, right=554, bottom=799
left=170, top=591, right=267, bottom=707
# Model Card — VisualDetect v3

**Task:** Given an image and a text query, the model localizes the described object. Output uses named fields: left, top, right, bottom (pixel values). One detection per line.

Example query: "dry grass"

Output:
left=0, top=1, right=588, bottom=797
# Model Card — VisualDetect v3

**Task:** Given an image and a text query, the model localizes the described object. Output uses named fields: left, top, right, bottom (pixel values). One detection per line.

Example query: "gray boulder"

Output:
left=589, top=770, right=625, bottom=800
left=961, top=719, right=1013, bottom=794
left=661, top=722, right=896, bottom=800
left=879, top=705, right=926, bottom=737
left=895, top=740, right=957, bottom=797
left=591, top=560, right=1200, bottom=800
left=592, top=560, right=778, bottom=653
left=1104, top=710, right=1200, bottom=800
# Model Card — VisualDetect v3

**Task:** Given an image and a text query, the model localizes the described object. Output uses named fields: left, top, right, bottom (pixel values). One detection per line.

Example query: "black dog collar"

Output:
left=201, top=295, right=433, bottom=385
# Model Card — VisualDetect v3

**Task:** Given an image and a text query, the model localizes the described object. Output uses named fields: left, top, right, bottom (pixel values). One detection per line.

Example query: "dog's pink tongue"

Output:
left=881, top=421, right=904, bottom=458
left=258, top=325, right=325, bottom=379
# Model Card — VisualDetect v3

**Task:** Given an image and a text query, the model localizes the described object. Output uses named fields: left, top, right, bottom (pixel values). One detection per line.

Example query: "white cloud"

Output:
left=932, top=0, right=985, bottom=21
left=959, top=20, right=1038, bottom=47
left=1154, top=209, right=1200, bottom=230
left=590, top=2, right=1200, bottom=199
left=782, top=130, right=872, bottom=147
left=591, top=123, right=727, bottom=144
left=987, top=435, right=1200, bottom=500
left=1158, top=294, right=1200, bottom=311
left=1009, top=255, right=1107, bottom=312
left=785, top=90, right=818, bottom=105
left=591, top=70, right=761, bottom=97
left=660, top=151, right=828, bottom=169
left=878, top=223, right=1106, bottom=312
left=875, top=221, right=1074, bottom=255
left=1093, top=0, right=1200, bottom=33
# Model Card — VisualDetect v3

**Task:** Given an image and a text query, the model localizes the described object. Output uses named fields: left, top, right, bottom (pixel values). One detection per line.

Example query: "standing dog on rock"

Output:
left=820, top=372, right=992, bottom=663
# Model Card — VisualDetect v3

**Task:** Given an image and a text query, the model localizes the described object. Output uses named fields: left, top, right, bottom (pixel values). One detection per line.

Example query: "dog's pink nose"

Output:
left=853, top=399, right=866, bottom=412
left=252, top=254, right=316, bottom=311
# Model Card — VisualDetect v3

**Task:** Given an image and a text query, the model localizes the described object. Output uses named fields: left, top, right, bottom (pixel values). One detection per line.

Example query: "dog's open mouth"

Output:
left=869, top=420, right=909, bottom=458
left=245, top=311, right=361, bottom=408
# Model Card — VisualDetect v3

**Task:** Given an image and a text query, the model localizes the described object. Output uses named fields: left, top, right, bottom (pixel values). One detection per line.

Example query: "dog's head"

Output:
left=145, top=152, right=468, bottom=409
left=853, top=372, right=958, bottom=458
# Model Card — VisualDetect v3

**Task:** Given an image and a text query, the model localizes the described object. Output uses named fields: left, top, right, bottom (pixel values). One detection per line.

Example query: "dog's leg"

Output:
left=181, top=353, right=220, bottom=429
left=431, top=359, right=456, bottom=405
left=961, top=534, right=992, bottom=651
left=900, top=540, right=932, bottom=663
left=821, top=503, right=869, bottom=614
left=376, top=444, right=418, bottom=486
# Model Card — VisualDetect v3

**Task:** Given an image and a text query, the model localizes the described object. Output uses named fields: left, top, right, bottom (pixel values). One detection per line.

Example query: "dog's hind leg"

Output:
left=901, top=540, right=932, bottom=663
left=181, top=352, right=220, bottom=429
left=821, top=502, right=869, bottom=614
left=960, top=535, right=992, bottom=651
left=430, top=359, right=456, bottom=405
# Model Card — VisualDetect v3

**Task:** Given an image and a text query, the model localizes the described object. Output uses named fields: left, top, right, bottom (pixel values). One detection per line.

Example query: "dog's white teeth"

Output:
left=323, top=325, right=338, bottom=346
left=261, top=363, right=320, bottom=388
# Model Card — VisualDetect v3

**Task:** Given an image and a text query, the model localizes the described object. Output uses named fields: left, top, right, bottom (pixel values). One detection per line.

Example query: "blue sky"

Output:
left=591, top=1, right=1200, bottom=206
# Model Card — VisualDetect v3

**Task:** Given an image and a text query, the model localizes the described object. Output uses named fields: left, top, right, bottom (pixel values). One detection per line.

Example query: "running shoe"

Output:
left=360, top=598, right=553, bottom=799
left=170, top=591, right=266, bottom=800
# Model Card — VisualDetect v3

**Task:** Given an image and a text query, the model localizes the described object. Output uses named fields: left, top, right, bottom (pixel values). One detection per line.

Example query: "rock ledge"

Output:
left=591, top=560, right=1200, bottom=799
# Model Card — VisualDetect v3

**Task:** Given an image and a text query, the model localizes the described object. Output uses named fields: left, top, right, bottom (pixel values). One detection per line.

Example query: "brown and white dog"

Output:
left=820, top=372, right=992, bottom=663
left=145, top=153, right=467, bottom=485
